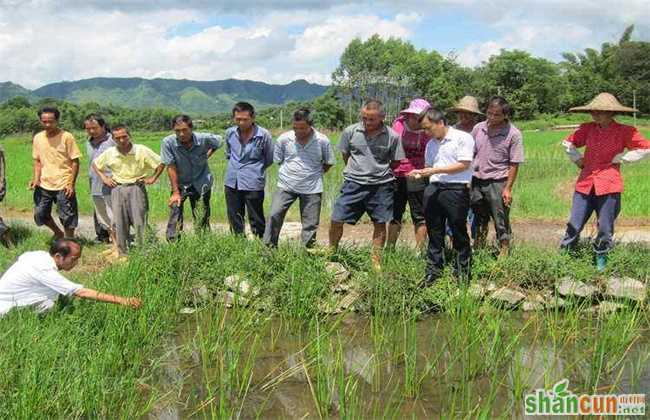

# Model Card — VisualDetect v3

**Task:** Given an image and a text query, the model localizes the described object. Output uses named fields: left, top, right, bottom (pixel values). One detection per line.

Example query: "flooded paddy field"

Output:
left=1, top=231, right=649, bottom=418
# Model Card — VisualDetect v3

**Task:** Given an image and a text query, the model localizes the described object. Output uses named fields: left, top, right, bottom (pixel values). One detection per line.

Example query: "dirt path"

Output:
left=4, top=209, right=650, bottom=248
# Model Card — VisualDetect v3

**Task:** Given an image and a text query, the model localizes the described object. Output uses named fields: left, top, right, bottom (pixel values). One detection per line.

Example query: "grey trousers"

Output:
left=470, top=178, right=511, bottom=243
left=263, top=189, right=322, bottom=247
left=560, top=191, right=621, bottom=255
left=111, top=183, right=149, bottom=255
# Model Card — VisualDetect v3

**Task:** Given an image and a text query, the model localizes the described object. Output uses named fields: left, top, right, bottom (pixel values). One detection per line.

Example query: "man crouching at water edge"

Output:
left=0, top=239, right=141, bottom=317
left=407, top=108, right=474, bottom=287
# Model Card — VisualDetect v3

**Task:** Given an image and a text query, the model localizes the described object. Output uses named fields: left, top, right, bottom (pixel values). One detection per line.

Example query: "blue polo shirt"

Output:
left=160, top=132, right=222, bottom=192
left=224, top=125, right=274, bottom=191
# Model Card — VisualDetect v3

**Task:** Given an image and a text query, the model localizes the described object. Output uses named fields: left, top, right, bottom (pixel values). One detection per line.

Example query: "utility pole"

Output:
left=280, top=108, right=283, bottom=130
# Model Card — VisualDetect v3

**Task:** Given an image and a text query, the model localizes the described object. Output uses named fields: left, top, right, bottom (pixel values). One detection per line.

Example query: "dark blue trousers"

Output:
left=560, top=191, right=621, bottom=255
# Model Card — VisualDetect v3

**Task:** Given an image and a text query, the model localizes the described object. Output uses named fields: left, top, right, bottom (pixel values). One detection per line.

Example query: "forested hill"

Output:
left=0, top=77, right=328, bottom=115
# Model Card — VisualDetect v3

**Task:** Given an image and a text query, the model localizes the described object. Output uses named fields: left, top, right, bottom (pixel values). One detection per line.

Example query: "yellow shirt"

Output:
left=32, top=130, right=82, bottom=191
left=93, top=144, right=161, bottom=184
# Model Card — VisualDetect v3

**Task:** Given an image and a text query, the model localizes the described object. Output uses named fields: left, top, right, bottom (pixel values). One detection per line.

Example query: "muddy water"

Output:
left=151, top=311, right=650, bottom=419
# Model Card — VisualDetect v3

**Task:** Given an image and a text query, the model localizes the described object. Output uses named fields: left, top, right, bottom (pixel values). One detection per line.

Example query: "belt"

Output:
left=472, top=177, right=507, bottom=185
left=428, top=182, right=468, bottom=190
left=116, top=181, right=143, bottom=186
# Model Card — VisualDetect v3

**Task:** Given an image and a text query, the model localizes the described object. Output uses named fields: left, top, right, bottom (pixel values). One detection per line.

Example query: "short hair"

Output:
left=292, top=108, right=313, bottom=125
left=419, top=108, right=447, bottom=125
left=362, top=99, right=385, bottom=117
left=232, top=102, right=255, bottom=117
left=38, top=106, right=60, bottom=121
left=84, top=113, right=110, bottom=131
left=171, top=114, right=193, bottom=129
left=49, top=238, right=81, bottom=257
left=487, top=95, right=514, bottom=118
left=111, top=123, right=131, bottom=135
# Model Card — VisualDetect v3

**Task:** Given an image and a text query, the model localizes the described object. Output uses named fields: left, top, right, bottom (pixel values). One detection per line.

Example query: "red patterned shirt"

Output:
left=566, top=121, right=650, bottom=195
left=391, top=117, right=431, bottom=177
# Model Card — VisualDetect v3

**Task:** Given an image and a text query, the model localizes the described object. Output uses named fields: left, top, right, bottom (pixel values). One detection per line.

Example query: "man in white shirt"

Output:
left=407, top=108, right=474, bottom=287
left=0, top=239, right=141, bottom=316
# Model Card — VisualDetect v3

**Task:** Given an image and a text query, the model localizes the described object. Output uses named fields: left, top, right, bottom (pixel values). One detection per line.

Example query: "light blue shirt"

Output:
left=275, top=129, right=336, bottom=194
left=160, top=132, right=222, bottom=192
left=224, top=125, right=274, bottom=191
left=86, top=133, right=116, bottom=197
left=424, top=127, right=474, bottom=184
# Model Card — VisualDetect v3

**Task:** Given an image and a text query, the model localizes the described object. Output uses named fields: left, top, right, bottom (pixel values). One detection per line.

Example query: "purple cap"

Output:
left=400, top=98, right=431, bottom=115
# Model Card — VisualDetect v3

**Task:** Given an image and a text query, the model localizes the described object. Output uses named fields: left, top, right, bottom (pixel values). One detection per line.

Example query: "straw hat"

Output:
left=569, top=92, right=638, bottom=113
left=449, top=96, right=483, bottom=115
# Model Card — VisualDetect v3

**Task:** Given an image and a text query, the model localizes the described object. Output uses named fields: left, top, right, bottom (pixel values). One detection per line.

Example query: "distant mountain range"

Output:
left=0, top=77, right=329, bottom=115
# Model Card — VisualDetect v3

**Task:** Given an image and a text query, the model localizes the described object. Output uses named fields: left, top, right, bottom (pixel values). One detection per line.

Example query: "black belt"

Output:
left=428, top=182, right=468, bottom=190
left=472, top=177, right=507, bottom=186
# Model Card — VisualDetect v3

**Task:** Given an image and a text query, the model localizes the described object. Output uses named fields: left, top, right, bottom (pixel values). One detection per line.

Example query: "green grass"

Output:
left=1, top=226, right=649, bottom=417
left=1, top=124, right=649, bottom=222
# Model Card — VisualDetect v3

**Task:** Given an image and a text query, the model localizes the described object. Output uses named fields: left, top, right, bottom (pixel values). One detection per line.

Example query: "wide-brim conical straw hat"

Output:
left=448, top=96, right=483, bottom=115
left=569, top=92, right=638, bottom=113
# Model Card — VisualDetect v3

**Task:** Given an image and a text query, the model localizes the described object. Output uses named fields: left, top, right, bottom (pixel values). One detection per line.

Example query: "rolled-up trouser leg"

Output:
left=263, top=189, right=297, bottom=247
left=299, top=193, right=322, bottom=247
left=593, top=193, right=621, bottom=255
left=560, top=191, right=595, bottom=251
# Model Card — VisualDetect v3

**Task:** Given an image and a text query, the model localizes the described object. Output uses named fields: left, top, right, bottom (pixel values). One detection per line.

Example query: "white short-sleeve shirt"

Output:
left=0, top=251, right=83, bottom=316
left=424, top=126, right=475, bottom=184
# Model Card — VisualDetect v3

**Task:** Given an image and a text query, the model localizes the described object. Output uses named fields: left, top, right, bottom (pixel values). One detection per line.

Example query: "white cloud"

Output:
left=0, top=1, right=648, bottom=88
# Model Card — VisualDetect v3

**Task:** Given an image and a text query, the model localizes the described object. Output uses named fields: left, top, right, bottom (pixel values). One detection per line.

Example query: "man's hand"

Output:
left=407, top=169, right=423, bottom=179
left=122, top=297, right=142, bottom=308
left=63, top=184, right=75, bottom=198
left=502, top=187, right=513, bottom=207
left=168, top=192, right=182, bottom=207
left=28, top=179, right=39, bottom=190
left=141, top=176, right=157, bottom=185
left=101, top=176, right=118, bottom=188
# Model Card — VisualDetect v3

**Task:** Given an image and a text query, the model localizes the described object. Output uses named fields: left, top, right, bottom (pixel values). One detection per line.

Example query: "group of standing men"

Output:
left=0, top=91, right=648, bottom=288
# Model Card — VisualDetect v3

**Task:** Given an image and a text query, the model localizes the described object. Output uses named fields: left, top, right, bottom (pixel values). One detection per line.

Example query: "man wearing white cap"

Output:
left=387, top=98, right=431, bottom=249
left=561, top=92, right=650, bottom=271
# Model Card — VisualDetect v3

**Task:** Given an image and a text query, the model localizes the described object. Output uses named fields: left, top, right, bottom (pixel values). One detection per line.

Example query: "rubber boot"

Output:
left=596, top=254, right=607, bottom=272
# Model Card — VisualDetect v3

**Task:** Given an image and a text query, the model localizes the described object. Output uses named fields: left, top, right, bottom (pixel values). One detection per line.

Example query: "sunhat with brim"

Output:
left=569, top=92, right=638, bottom=113
left=400, top=98, right=431, bottom=115
left=448, top=95, right=484, bottom=115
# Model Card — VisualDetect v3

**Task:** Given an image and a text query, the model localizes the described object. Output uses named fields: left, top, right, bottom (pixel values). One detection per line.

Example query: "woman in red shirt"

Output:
left=387, top=98, right=431, bottom=249
left=561, top=93, right=650, bottom=270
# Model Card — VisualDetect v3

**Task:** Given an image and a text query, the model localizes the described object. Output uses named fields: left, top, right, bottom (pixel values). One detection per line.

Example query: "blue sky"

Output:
left=0, top=0, right=648, bottom=88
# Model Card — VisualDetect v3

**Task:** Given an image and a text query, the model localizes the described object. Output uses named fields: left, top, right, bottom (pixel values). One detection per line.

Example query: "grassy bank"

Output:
left=1, top=227, right=649, bottom=417
left=1, top=124, right=649, bottom=223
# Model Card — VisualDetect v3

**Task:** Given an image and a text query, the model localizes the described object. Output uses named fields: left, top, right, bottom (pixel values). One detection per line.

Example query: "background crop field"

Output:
left=1, top=126, right=649, bottom=223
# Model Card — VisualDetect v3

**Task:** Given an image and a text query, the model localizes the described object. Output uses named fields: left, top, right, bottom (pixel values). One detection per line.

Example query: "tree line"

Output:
left=332, top=25, right=649, bottom=121
left=0, top=25, right=646, bottom=137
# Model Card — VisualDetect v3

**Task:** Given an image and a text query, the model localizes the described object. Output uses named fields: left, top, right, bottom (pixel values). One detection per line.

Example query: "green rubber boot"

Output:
left=596, top=254, right=607, bottom=272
